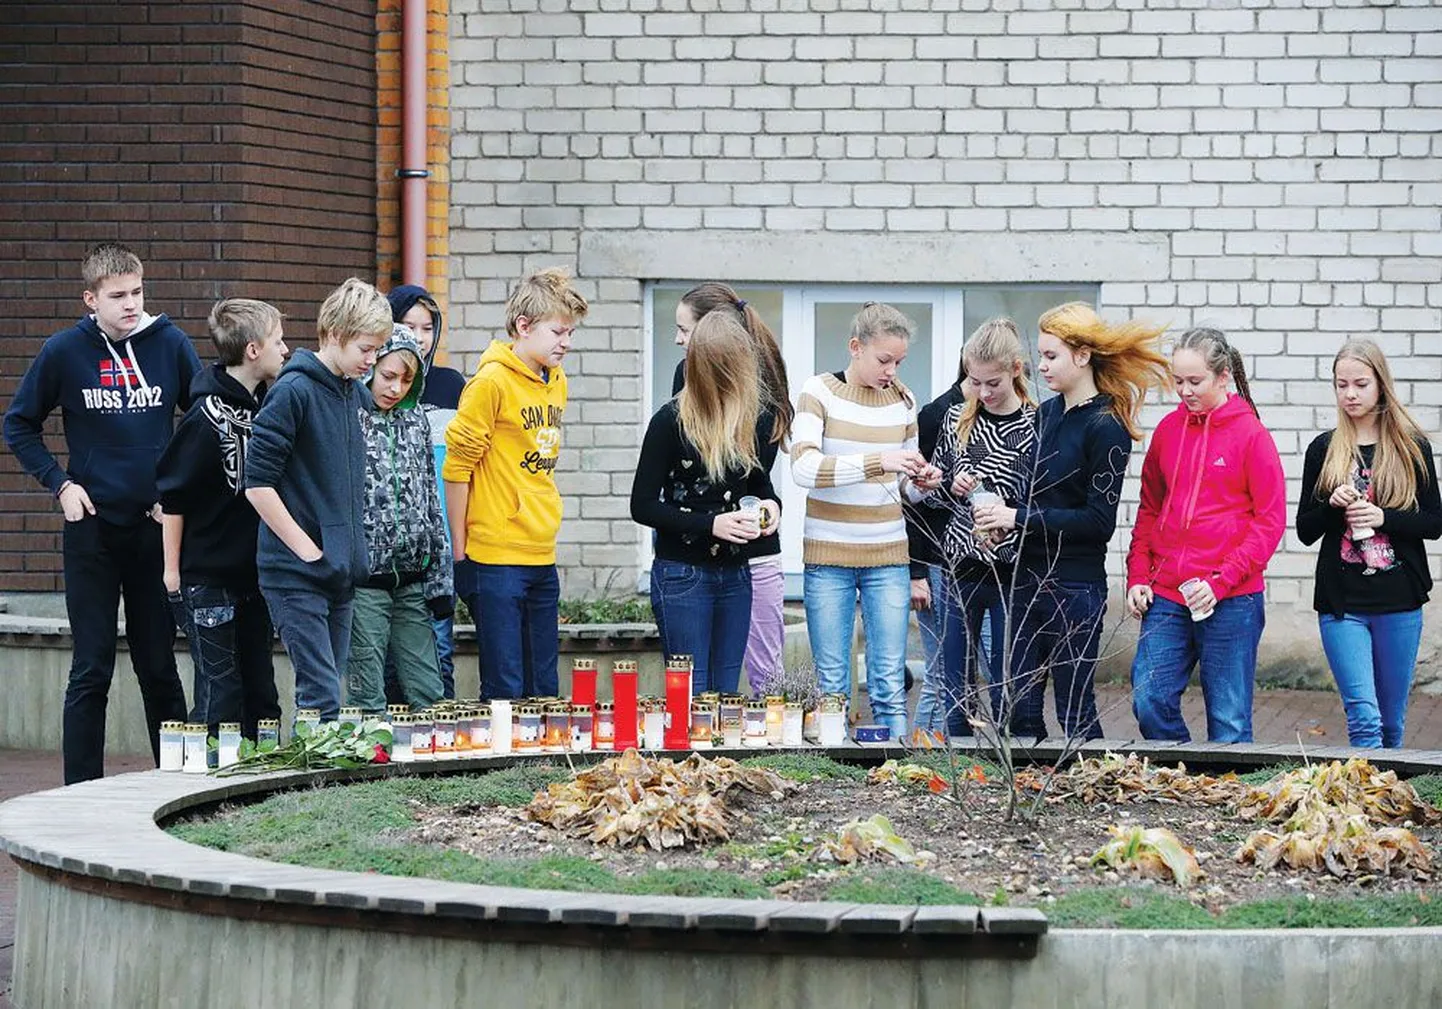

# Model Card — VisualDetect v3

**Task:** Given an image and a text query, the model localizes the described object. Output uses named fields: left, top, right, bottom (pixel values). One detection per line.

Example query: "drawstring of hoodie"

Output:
left=1182, top=410, right=1214, bottom=529
left=102, top=333, right=151, bottom=394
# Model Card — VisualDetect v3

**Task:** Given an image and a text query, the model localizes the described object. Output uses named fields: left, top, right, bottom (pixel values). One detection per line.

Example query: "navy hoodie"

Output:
left=244, top=348, right=369, bottom=596
left=1014, top=395, right=1133, bottom=584
left=3, top=313, right=201, bottom=525
left=155, top=365, right=267, bottom=589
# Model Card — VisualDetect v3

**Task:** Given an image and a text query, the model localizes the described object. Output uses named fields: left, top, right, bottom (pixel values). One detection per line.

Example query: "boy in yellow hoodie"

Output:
left=444, top=268, right=589, bottom=699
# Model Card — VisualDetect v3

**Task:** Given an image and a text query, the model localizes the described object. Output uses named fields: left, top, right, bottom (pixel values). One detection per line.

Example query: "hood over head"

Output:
left=365, top=323, right=426, bottom=410
left=387, top=285, right=442, bottom=372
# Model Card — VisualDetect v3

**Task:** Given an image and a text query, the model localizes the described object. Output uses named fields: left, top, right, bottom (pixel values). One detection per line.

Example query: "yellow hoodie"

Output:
left=443, top=339, right=567, bottom=565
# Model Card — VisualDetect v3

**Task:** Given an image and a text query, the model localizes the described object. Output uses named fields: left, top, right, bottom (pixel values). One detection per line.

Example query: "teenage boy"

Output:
left=347, top=324, right=452, bottom=714
left=156, top=299, right=288, bottom=742
left=244, top=278, right=390, bottom=721
left=3, top=243, right=200, bottom=783
left=384, top=285, right=462, bottom=700
left=444, top=267, right=588, bottom=700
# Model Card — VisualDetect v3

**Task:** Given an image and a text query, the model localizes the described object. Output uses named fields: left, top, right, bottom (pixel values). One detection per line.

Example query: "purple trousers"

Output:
left=743, top=558, right=786, bottom=694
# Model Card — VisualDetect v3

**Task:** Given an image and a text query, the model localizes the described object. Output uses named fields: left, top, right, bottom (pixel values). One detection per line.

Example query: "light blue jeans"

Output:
left=1319, top=609, right=1424, bottom=748
left=804, top=563, right=910, bottom=739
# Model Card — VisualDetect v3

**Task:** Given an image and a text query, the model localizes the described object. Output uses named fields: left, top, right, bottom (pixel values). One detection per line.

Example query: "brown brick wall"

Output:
left=0, top=1, right=377, bottom=590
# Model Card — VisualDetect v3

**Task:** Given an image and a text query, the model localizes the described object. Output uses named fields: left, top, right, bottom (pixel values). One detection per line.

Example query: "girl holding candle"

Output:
left=971, top=303, right=1170, bottom=741
left=674, top=284, right=792, bottom=692
left=1297, top=339, right=1441, bottom=748
left=792, top=302, right=943, bottom=740
left=922, top=319, right=1036, bottom=737
left=1124, top=327, right=1286, bottom=743
left=631, top=311, right=780, bottom=694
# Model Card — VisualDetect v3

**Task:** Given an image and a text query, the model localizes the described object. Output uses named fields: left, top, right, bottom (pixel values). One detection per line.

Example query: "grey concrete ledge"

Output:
left=6, top=741, right=1442, bottom=1009
left=579, top=229, right=1172, bottom=284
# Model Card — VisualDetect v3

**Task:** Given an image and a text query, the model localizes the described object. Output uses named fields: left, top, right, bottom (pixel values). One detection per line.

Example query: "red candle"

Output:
left=664, top=655, right=693, bottom=750
left=571, top=658, right=598, bottom=709
left=611, top=660, right=639, bottom=751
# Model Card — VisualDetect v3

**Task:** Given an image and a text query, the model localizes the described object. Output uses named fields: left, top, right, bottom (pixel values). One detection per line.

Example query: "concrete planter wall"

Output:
left=4, top=747, right=1442, bottom=1009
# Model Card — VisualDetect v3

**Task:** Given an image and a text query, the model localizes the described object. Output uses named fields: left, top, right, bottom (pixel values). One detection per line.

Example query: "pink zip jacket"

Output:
left=1126, top=394, right=1286, bottom=606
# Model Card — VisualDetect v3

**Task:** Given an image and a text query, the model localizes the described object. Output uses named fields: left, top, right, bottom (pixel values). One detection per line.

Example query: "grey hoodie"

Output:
left=245, top=348, right=369, bottom=596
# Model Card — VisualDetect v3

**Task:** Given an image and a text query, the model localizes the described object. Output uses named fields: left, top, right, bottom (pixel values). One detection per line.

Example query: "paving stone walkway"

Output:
left=5, top=686, right=1442, bottom=1005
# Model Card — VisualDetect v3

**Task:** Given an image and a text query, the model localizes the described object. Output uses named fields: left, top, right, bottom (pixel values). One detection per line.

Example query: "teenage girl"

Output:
left=1297, top=338, right=1442, bottom=748
left=674, top=284, right=792, bottom=692
left=924, top=319, right=1035, bottom=737
left=631, top=311, right=780, bottom=693
left=1125, top=327, right=1286, bottom=743
left=973, top=303, right=1170, bottom=740
left=793, top=303, right=942, bottom=739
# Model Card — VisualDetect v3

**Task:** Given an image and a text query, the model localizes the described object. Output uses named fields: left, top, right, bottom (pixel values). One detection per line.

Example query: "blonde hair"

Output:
left=1174, top=327, right=1259, bottom=417
left=851, top=301, right=915, bottom=344
left=677, top=311, right=761, bottom=483
left=1036, top=302, right=1170, bottom=441
left=505, top=267, right=589, bottom=338
left=82, top=243, right=142, bottom=290
left=209, top=298, right=282, bottom=367
left=316, top=277, right=391, bottom=346
left=681, top=283, right=792, bottom=446
left=955, top=318, right=1034, bottom=443
left=1317, top=338, right=1428, bottom=510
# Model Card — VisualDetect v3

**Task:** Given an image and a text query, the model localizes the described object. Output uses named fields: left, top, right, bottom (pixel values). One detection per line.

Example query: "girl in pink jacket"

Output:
left=1126, top=327, right=1286, bottom=742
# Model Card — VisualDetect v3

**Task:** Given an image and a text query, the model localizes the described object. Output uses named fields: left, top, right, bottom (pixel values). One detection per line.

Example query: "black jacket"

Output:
left=1296, top=431, right=1442, bottom=616
left=156, top=366, right=267, bottom=589
left=244, top=349, right=369, bottom=596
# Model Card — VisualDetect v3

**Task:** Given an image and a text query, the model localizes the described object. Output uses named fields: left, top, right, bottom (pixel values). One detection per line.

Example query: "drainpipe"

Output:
left=398, top=0, right=429, bottom=286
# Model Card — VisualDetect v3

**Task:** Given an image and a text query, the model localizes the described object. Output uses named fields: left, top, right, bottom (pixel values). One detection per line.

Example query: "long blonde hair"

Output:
left=1036, top=302, right=1170, bottom=441
left=1317, top=338, right=1427, bottom=510
left=677, top=311, right=761, bottom=482
left=955, top=318, right=1035, bottom=444
left=681, top=283, right=792, bottom=446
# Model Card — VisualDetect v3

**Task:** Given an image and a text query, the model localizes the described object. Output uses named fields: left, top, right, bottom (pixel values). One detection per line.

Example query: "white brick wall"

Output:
left=447, top=0, right=1442, bottom=605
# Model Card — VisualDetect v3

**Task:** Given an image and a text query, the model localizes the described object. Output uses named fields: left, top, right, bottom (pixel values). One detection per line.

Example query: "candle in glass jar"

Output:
left=765, top=695, right=785, bottom=745
left=217, top=722, right=242, bottom=768
left=571, top=658, right=598, bottom=708
left=642, top=700, right=666, bottom=750
left=159, top=721, right=184, bottom=772
left=593, top=701, right=615, bottom=749
left=570, top=703, right=593, bottom=751
left=391, top=716, right=415, bottom=762
left=611, top=660, right=639, bottom=751
left=664, top=655, right=693, bottom=750
left=544, top=703, right=570, bottom=752
left=434, top=714, right=457, bottom=759
left=743, top=701, right=768, bottom=747
left=182, top=724, right=208, bottom=774
left=690, top=702, right=714, bottom=748
left=473, top=705, right=492, bottom=752
left=516, top=704, right=542, bottom=750
left=412, top=711, right=434, bottom=761
left=782, top=702, right=804, bottom=747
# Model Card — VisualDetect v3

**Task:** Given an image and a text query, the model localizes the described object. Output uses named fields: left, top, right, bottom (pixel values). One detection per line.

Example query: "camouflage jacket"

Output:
left=358, top=327, right=453, bottom=602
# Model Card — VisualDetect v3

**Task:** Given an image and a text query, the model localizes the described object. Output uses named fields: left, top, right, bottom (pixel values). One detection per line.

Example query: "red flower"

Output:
left=372, top=744, right=390, bottom=764
left=926, top=775, right=947, bottom=794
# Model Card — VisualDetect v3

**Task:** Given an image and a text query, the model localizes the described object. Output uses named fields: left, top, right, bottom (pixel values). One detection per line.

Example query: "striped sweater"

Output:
left=791, top=372, right=919, bottom=568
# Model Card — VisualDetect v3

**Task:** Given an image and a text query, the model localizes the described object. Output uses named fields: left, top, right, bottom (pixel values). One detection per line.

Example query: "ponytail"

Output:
left=1227, top=346, right=1259, bottom=417
left=1175, top=327, right=1258, bottom=417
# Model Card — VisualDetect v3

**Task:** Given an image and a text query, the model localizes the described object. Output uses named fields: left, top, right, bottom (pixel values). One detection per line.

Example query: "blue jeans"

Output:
left=175, top=583, right=279, bottom=739
left=913, top=564, right=950, bottom=734
left=455, top=560, right=560, bottom=700
left=1319, top=609, right=1424, bottom=748
left=1009, top=578, right=1106, bottom=741
left=264, top=587, right=356, bottom=722
left=650, top=559, right=752, bottom=694
left=941, top=577, right=1009, bottom=737
left=804, top=564, right=910, bottom=739
left=1131, top=592, right=1265, bottom=743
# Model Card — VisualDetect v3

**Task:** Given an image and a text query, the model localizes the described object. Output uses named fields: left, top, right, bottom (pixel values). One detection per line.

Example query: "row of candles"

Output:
left=156, top=657, right=851, bottom=772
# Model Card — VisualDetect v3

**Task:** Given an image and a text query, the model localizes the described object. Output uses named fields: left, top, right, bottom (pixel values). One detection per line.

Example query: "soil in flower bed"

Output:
left=168, top=754, right=1442, bottom=927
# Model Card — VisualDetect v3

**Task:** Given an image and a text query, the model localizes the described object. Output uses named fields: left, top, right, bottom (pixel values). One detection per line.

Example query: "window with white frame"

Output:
left=642, top=283, right=1100, bottom=588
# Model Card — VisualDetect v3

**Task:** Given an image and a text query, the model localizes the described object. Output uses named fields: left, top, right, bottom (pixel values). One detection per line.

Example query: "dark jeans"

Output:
left=455, top=560, right=559, bottom=700
left=1009, top=578, right=1106, bottom=741
left=174, top=583, right=280, bottom=739
left=1131, top=592, right=1265, bottom=743
left=650, top=558, right=752, bottom=694
left=61, top=515, right=187, bottom=784
left=263, top=587, right=355, bottom=721
left=940, top=577, right=1008, bottom=738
